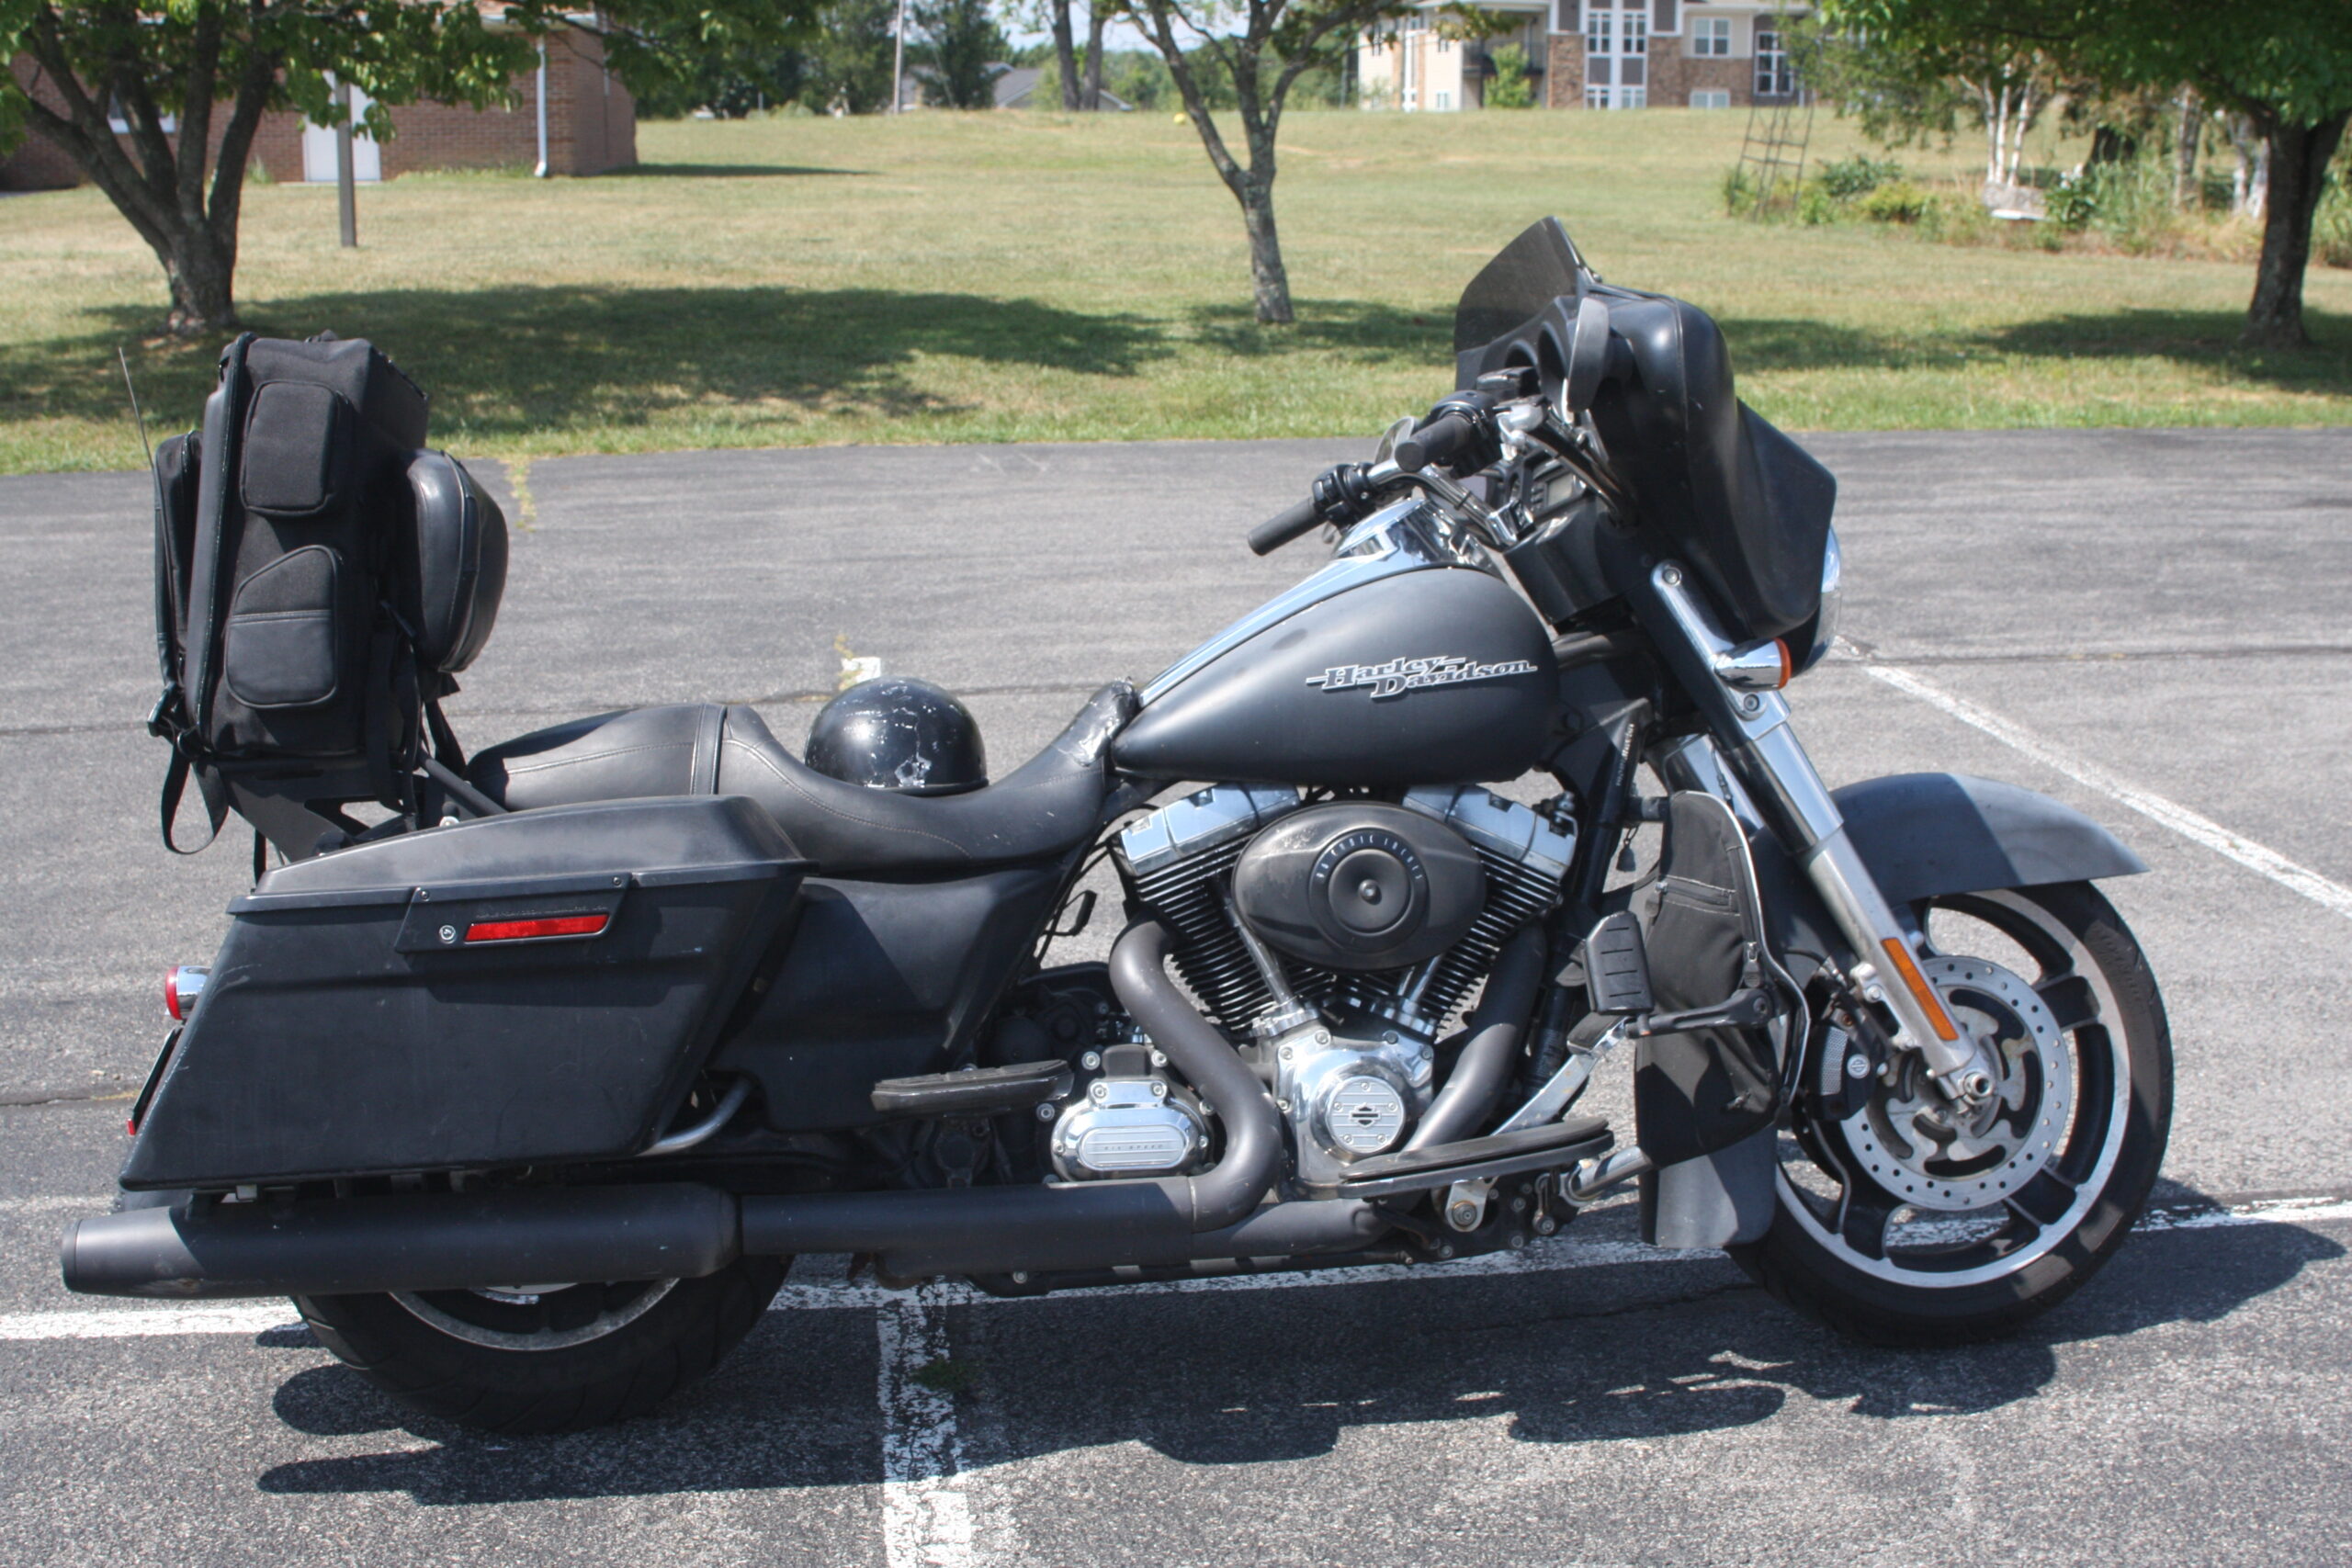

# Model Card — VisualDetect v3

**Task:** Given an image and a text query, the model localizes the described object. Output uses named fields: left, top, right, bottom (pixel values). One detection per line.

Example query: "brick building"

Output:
left=1359, top=0, right=1808, bottom=113
left=2, top=21, right=632, bottom=192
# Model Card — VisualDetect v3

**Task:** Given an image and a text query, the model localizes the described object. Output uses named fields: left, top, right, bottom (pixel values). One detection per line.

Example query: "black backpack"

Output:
left=151, top=333, right=509, bottom=857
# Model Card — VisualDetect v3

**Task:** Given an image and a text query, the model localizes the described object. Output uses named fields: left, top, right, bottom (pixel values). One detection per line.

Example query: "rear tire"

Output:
left=1731, top=881, right=2171, bottom=1345
left=296, top=1255, right=787, bottom=1433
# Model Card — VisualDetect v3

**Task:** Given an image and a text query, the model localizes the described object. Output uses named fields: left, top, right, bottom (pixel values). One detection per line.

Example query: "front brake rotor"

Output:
left=1838, top=954, right=2072, bottom=1213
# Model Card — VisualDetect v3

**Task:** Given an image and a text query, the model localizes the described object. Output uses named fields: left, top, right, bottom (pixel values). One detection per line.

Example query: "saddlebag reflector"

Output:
left=119, top=795, right=807, bottom=1190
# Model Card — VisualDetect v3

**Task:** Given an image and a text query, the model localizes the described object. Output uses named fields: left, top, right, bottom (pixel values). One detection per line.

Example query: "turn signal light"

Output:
left=164, top=965, right=209, bottom=1021
left=463, top=914, right=610, bottom=944
left=1881, top=939, right=1961, bottom=1043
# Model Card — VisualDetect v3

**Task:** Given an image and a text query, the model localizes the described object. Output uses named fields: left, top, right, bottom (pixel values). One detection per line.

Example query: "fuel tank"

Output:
left=1111, top=565, right=1555, bottom=788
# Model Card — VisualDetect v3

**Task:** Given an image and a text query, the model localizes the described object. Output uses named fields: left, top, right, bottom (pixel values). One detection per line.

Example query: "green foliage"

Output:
left=803, top=0, right=901, bottom=114
left=916, top=0, right=1010, bottom=109
left=1817, top=154, right=1903, bottom=200
left=1484, top=43, right=1533, bottom=110
left=1857, top=179, right=1930, bottom=223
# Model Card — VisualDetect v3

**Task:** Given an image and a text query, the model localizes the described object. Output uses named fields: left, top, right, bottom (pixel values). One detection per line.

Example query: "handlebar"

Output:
left=1394, top=413, right=1477, bottom=475
left=1247, top=494, right=1326, bottom=557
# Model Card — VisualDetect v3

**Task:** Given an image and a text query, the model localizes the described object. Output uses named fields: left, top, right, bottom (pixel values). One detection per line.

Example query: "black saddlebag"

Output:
left=121, top=796, right=807, bottom=1190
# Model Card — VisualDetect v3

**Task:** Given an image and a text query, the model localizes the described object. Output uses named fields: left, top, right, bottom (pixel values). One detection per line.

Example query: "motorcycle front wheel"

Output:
left=297, top=1255, right=787, bottom=1433
left=1732, top=880, right=2172, bottom=1345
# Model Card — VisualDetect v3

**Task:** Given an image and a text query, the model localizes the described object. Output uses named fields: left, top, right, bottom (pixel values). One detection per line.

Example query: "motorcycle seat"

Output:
left=467, top=682, right=1136, bottom=877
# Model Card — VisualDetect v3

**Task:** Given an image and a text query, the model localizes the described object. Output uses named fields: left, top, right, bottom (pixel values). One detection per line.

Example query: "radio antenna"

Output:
left=118, top=346, right=154, bottom=469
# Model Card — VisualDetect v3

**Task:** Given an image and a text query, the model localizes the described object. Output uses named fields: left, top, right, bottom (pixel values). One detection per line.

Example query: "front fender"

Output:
left=1834, top=772, right=2146, bottom=907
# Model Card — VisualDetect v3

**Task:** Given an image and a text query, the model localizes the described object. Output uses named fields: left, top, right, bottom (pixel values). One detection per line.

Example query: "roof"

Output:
left=989, top=65, right=1132, bottom=111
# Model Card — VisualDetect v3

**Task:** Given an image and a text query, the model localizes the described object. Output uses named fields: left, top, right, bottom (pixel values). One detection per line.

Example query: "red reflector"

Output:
left=464, top=914, right=609, bottom=944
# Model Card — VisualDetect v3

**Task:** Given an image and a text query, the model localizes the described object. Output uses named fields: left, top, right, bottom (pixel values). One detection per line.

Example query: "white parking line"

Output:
left=875, top=1286, right=975, bottom=1568
left=6, top=1194, right=2346, bottom=1345
left=1849, top=648, right=2352, bottom=921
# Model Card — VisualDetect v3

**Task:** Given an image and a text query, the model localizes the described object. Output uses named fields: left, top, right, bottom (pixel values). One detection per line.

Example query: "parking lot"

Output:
left=4, top=427, right=2350, bottom=1566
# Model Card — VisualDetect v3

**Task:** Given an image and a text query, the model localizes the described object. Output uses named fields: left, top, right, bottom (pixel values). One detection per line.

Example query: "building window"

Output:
left=1755, top=27, right=1793, bottom=96
left=1437, top=35, right=1451, bottom=51
left=1692, top=17, right=1731, bottom=57
left=1584, top=2, right=1648, bottom=107
left=1690, top=88, right=1729, bottom=108
left=1435, top=89, right=1453, bottom=109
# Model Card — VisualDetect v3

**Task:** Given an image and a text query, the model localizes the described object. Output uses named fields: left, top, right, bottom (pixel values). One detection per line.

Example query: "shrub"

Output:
left=2045, top=174, right=2099, bottom=231
left=1816, top=154, right=1903, bottom=201
left=1857, top=179, right=1931, bottom=224
left=1485, top=43, right=1534, bottom=108
left=1722, top=164, right=1761, bottom=217
left=1798, top=179, right=1844, bottom=225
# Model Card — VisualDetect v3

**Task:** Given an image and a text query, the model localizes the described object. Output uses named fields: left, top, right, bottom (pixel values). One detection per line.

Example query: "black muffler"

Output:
left=62, top=920, right=1315, bottom=1299
left=61, top=1184, right=742, bottom=1301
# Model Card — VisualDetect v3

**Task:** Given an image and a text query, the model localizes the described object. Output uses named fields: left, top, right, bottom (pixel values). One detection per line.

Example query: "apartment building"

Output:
left=1358, top=0, right=1808, bottom=112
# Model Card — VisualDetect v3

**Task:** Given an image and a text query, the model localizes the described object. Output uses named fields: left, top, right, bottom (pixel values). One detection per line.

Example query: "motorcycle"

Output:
left=62, top=218, right=2171, bottom=1433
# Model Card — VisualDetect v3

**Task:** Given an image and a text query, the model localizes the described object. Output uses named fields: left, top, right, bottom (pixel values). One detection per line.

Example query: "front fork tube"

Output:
left=1643, top=567, right=1981, bottom=1093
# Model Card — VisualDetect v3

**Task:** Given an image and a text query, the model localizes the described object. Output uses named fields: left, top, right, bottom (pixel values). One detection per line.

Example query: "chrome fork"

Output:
left=1646, top=564, right=1988, bottom=1100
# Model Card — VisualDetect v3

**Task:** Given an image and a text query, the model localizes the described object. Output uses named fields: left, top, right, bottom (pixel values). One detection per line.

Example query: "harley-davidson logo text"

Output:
left=1305, top=654, right=1540, bottom=700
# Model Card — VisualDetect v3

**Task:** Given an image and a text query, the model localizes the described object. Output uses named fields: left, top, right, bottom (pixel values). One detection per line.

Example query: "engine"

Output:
left=1104, top=782, right=1577, bottom=1187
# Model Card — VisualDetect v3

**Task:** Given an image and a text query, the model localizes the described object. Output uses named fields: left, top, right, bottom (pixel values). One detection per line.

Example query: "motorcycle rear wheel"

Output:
left=297, top=1255, right=787, bottom=1433
left=1731, top=880, right=2171, bottom=1345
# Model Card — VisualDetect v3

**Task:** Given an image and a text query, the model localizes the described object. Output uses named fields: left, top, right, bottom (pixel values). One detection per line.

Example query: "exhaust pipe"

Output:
left=61, top=1184, right=740, bottom=1301
left=64, top=920, right=1297, bottom=1298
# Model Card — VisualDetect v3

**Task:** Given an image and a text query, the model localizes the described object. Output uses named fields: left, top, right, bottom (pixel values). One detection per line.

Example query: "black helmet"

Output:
left=804, top=677, right=988, bottom=796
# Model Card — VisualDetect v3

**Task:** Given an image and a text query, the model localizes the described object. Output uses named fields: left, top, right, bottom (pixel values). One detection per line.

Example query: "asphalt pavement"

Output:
left=2, top=427, right=2349, bottom=1566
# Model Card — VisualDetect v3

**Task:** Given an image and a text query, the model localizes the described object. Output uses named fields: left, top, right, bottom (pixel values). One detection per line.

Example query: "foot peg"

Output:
left=870, top=1059, right=1073, bottom=1119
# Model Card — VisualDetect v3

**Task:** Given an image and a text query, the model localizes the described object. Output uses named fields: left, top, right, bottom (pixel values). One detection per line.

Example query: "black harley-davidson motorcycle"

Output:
left=62, top=219, right=2171, bottom=1433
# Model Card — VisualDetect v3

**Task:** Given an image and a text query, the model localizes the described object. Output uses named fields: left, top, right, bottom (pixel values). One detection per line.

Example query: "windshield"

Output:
left=1452, top=219, right=1597, bottom=356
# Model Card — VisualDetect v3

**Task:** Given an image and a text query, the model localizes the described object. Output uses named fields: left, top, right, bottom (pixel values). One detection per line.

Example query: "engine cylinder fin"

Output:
left=1125, top=837, right=1274, bottom=1031
left=1418, top=848, right=1565, bottom=1025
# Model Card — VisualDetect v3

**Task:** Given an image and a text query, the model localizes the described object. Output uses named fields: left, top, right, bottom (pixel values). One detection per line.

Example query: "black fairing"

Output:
left=1453, top=218, right=1838, bottom=644
left=1588, top=298, right=1835, bottom=642
left=1110, top=569, right=1555, bottom=787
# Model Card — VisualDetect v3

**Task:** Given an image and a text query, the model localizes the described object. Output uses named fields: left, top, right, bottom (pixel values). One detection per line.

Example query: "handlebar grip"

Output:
left=1248, top=495, right=1326, bottom=557
left=1395, top=413, right=1476, bottom=475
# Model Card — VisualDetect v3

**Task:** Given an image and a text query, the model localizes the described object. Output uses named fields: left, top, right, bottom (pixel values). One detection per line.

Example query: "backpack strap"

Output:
left=158, top=744, right=231, bottom=855
left=424, top=687, right=467, bottom=772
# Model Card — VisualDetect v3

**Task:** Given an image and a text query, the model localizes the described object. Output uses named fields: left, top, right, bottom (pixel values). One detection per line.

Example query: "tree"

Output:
left=0, top=1, right=813, bottom=337
left=1483, top=40, right=1532, bottom=109
left=804, top=0, right=901, bottom=112
left=916, top=0, right=1007, bottom=108
left=1796, top=12, right=2057, bottom=189
left=1114, top=0, right=1408, bottom=324
left=1817, top=0, right=2352, bottom=347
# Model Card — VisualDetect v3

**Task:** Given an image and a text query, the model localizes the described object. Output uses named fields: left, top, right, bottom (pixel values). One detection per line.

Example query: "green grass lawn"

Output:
left=4, top=107, right=2347, bottom=473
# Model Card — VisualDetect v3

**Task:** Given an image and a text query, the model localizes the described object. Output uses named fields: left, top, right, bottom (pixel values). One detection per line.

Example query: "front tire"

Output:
left=297, top=1255, right=787, bottom=1433
left=1732, top=881, right=2171, bottom=1345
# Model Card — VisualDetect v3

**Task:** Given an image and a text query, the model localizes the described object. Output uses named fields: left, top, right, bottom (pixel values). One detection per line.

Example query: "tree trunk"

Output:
left=1050, top=0, right=1080, bottom=110
left=165, top=225, right=241, bottom=337
left=2174, top=90, right=2202, bottom=210
left=1236, top=175, right=1294, bottom=324
left=2242, top=111, right=2350, bottom=350
left=1080, top=6, right=1106, bottom=110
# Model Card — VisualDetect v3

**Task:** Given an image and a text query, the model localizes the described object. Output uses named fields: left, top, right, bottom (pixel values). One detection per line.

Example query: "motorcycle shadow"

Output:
left=254, top=1179, right=2340, bottom=1505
